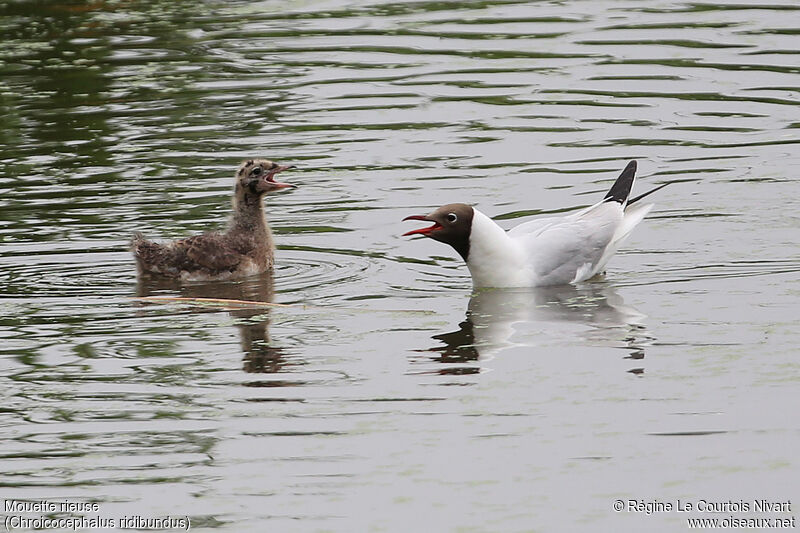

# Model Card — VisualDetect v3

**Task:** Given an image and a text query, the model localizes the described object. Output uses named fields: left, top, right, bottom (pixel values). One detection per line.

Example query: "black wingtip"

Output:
left=603, top=160, right=637, bottom=204
left=628, top=182, right=670, bottom=206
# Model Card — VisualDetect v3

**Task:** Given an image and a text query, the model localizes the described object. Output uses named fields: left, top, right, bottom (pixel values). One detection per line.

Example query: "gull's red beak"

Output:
left=402, top=215, right=441, bottom=237
left=266, top=165, right=296, bottom=189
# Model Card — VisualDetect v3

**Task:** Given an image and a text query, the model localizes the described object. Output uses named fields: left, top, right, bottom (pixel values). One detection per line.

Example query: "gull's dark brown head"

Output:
left=236, top=158, right=295, bottom=194
left=403, top=203, right=474, bottom=261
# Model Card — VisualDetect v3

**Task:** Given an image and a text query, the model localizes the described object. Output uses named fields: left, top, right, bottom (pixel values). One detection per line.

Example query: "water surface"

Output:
left=1, top=0, right=798, bottom=531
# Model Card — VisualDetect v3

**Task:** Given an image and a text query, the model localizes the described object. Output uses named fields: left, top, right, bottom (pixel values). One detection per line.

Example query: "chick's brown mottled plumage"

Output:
left=131, top=159, right=295, bottom=280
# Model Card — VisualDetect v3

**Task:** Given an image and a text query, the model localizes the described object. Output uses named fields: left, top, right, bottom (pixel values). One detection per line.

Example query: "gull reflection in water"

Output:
left=135, top=273, right=288, bottom=373
left=423, top=281, right=652, bottom=375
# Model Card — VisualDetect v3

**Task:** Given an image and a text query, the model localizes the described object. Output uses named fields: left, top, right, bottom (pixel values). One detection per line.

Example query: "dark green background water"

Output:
left=1, top=1, right=798, bottom=531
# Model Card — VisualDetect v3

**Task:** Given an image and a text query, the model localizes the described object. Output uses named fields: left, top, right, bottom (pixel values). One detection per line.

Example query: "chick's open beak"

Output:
left=266, top=165, right=297, bottom=189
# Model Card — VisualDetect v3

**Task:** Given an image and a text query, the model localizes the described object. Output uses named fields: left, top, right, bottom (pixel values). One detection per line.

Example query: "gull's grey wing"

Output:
left=507, top=216, right=565, bottom=239
left=511, top=202, right=623, bottom=285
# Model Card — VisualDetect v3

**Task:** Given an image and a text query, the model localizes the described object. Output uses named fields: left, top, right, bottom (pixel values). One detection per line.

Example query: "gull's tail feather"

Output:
left=593, top=201, right=654, bottom=276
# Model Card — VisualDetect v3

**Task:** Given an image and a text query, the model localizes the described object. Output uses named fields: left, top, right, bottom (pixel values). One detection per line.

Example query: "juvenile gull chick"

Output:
left=132, top=159, right=295, bottom=280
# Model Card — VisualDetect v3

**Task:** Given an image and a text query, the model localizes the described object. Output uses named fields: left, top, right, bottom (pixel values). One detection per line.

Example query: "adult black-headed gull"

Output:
left=403, top=161, right=665, bottom=287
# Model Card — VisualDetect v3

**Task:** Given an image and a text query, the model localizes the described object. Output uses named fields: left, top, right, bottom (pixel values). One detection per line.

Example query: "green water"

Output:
left=1, top=1, right=798, bottom=531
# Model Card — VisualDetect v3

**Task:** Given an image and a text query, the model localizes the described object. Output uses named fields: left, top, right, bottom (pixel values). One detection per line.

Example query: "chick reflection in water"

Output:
left=424, top=282, right=651, bottom=373
left=135, top=273, right=287, bottom=373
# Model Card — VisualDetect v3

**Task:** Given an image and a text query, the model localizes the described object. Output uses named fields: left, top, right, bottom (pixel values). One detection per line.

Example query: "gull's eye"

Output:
left=446, top=213, right=458, bottom=223
left=251, top=167, right=262, bottom=177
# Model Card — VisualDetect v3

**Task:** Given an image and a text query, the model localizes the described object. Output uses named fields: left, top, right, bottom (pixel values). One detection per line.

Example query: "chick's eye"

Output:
left=251, top=167, right=262, bottom=177
left=446, top=213, right=458, bottom=223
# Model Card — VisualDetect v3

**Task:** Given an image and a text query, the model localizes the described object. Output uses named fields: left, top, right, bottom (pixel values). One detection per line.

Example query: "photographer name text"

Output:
left=615, top=498, right=792, bottom=515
